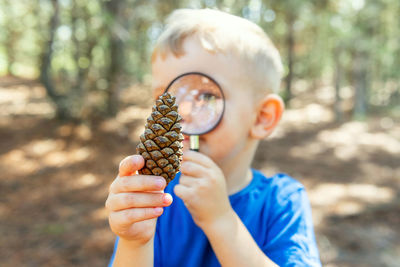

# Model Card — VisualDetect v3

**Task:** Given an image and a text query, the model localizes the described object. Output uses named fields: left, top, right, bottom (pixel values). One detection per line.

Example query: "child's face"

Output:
left=152, top=36, right=258, bottom=166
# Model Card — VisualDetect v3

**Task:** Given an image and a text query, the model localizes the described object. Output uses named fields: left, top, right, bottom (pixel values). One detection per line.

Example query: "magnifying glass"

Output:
left=164, top=72, right=225, bottom=152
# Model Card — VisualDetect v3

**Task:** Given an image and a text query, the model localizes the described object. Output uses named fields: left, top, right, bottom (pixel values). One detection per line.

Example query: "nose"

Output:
left=182, top=114, right=192, bottom=124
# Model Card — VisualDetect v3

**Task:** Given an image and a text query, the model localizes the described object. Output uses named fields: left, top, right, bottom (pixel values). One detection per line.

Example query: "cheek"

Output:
left=204, top=129, right=239, bottom=163
left=203, top=105, right=253, bottom=162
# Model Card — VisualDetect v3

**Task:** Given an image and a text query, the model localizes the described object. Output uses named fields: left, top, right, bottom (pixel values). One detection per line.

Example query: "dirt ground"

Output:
left=0, top=76, right=399, bottom=267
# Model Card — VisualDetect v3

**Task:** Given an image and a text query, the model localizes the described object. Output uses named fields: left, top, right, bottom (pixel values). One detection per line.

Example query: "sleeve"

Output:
left=264, top=188, right=321, bottom=267
left=107, top=236, right=119, bottom=267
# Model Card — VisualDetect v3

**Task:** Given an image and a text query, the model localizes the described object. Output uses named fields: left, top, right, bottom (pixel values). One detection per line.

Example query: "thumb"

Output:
left=119, top=155, right=145, bottom=177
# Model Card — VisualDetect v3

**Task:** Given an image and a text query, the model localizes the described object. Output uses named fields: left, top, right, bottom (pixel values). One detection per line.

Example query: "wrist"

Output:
left=114, top=236, right=154, bottom=267
left=201, top=208, right=236, bottom=235
left=119, top=235, right=154, bottom=250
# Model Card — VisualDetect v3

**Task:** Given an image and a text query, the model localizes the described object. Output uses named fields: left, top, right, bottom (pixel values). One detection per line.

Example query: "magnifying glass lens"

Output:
left=165, top=73, right=224, bottom=135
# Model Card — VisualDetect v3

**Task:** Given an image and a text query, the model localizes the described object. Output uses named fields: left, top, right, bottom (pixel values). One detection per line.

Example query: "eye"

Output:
left=198, top=92, right=216, bottom=102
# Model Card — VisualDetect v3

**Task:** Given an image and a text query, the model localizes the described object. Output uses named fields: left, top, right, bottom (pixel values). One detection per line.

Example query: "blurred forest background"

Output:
left=0, top=0, right=399, bottom=266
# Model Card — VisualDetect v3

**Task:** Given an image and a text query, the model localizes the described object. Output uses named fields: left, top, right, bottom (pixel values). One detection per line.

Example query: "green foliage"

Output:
left=0, top=0, right=399, bottom=120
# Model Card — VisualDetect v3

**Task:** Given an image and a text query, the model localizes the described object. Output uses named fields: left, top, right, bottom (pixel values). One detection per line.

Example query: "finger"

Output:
left=119, top=155, right=145, bottom=177
left=109, top=175, right=166, bottom=193
left=109, top=207, right=164, bottom=226
left=174, top=184, right=194, bottom=201
left=183, top=150, right=215, bottom=168
left=180, top=161, right=209, bottom=178
left=179, top=175, right=199, bottom=187
left=106, top=192, right=173, bottom=211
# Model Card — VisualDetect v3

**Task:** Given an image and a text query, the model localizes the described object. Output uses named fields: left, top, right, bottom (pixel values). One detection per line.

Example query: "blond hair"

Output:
left=152, top=8, right=283, bottom=94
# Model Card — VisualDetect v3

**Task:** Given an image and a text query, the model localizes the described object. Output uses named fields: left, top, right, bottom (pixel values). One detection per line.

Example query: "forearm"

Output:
left=202, top=210, right=278, bottom=267
left=112, top=238, right=154, bottom=267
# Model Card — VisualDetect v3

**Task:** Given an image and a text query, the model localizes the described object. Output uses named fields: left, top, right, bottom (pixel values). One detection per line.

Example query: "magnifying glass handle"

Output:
left=189, top=135, right=199, bottom=152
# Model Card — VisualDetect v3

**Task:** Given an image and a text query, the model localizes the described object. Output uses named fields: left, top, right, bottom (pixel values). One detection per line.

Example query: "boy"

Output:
left=106, top=8, right=321, bottom=267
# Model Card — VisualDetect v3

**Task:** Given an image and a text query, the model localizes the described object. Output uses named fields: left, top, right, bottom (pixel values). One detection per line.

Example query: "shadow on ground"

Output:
left=0, top=77, right=399, bottom=266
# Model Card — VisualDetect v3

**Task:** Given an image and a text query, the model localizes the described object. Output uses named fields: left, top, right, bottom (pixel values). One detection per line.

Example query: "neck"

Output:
left=220, top=140, right=258, bottom=195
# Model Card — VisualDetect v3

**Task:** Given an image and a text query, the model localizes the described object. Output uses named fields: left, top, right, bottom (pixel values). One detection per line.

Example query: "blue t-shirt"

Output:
left=109, top=169, right=321, bottom=267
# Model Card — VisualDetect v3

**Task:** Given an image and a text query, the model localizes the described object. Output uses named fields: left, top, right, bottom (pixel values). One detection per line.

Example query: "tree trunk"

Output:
left=71, top=1, right=84, bottom=94
left=5, top=37, right=16, bottom=76
left=3, top=1, right=18, bottom=76
left=334, top=46, right=343, bottom=122
left=104, top=0, right=125, bottom=116
left=353, top=51, right=368, bottom=120
left=284, top=13, right=295, bottom=105
left=39, top=0, right=64, bottom=116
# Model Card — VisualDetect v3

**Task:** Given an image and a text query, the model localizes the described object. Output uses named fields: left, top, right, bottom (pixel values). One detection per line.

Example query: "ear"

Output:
left=250, top=94, right=285, bottom=139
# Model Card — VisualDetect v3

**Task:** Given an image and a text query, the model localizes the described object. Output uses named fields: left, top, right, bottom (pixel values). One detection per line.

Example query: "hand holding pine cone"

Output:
left=136, top=92, right=184, bottom=184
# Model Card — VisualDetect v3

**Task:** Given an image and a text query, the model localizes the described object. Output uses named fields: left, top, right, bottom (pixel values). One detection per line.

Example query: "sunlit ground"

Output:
left=0, top=76, right=399, bottom=266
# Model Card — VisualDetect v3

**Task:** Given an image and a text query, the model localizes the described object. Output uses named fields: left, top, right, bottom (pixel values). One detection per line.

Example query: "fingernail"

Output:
left=154, top=207, right=163, bottom=214
left=155, top=178, right=165, bottom=189
left=163, top=193, right=173, bottom=204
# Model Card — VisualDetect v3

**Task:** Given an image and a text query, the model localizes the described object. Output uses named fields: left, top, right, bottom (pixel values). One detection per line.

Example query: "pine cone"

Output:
left=136, top=92, right=184, bottom=184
